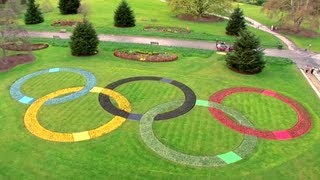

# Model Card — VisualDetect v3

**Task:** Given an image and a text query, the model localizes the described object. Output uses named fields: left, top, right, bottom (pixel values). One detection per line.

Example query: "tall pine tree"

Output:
left=59, top=0, right=80, bottom=15
left=24, top=0, right=44, bottom=25
left=225, top=30, right=265, bottom=74
left=70, top=20, right=99, bottom=56
left=226, top=7, right=246, bottom=36
left=114, top=0, right=135, bottom=27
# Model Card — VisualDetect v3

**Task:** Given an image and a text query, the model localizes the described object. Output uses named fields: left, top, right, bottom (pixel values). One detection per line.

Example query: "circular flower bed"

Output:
left=0, top=43, right=49, bottom=51
left=114, top=50, right=178, bottom=62
left=144, top=26, right=191, bottom=34
left=51, top=19, right=82, bottom=26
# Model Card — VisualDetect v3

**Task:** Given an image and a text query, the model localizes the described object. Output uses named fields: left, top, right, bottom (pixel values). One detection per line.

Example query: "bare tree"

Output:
left=263, top=0, right=320, bottom=32
left=78, top=3, right=90, bottom=19
left=0, top=6, right=30, bottom=63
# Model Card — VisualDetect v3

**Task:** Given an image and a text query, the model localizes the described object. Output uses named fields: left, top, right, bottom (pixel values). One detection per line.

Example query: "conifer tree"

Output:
left=114, top=0, right=135, bottom=27
left=226, top=7, right=246, bottom=36
left=59, top=0, right=80, bottom=15
left=24, top=0, right=44, bottom=25
left=70, top=20, right=99, bottom=56
left=225, top=30, right=265, bottom=73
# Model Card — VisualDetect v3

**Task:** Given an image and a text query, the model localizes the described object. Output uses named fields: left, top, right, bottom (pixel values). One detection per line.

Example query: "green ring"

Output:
left=139, top=100, right=257, bottom=167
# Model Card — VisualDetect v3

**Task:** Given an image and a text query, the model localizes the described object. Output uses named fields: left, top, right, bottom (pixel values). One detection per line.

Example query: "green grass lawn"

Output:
left=17, top=0, right=283, bottom=48
left=0, top=41, right=319, bottom=179
left=237, top=3, right=320, bottom=52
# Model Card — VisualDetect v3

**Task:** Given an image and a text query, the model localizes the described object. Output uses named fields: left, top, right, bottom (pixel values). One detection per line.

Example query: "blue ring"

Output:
left=10, top=68, right=97, bottom=105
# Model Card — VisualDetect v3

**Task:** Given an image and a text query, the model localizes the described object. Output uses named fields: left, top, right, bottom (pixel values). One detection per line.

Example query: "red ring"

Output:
left=209, top=87, right=312, bottom=140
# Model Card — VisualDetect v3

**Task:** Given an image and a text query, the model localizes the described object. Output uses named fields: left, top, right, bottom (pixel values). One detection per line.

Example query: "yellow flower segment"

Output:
left=24, top=87, right=131, bottom=142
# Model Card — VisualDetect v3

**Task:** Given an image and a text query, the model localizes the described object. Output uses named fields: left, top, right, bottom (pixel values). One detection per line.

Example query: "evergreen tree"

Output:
left=226, top=7, right=246, bottom=36
left=225, top=30, right=265, bottom=74
left=59, top=0, right=80, bottom=15
left=114, top=0, right=135, bottom=27
left=70, top=20, right=99, bottom=56
left=24, top=0, right=44, bottom=25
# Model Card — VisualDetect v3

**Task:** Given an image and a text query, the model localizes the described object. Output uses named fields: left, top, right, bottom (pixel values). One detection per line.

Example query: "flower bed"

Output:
left=51, top=19, right=82, bottom=26
left=0, top=54, right=35, bottom=72
left=209, top=87, right=312, bottom=140
left=114, top=50, right=178, bottom=62
left=144, top=25, right=191, bottom=34
left=0, top=43, right=49, bottom=51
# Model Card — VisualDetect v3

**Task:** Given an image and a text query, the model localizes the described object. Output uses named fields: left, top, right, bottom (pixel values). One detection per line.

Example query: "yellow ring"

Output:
left=24, top=87, right=131, bottom=142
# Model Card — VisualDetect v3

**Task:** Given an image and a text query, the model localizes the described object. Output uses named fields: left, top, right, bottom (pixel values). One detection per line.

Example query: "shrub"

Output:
left=114, top=0, right=135, bottom=27
left=70, top=20, right=99, bottom=56
left=58, top=0, right=80, bottom=15
left=225, top=30, right=265, bottom=73
left=24, top=0, right=44, bottom=25
left=226, top=7, right=246, bottom=36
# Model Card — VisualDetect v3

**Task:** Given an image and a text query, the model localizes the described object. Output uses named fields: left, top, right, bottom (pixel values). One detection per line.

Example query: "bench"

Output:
left=59, top=29, right=67, bottom=33
left=150, top=41, right=159, bottom=45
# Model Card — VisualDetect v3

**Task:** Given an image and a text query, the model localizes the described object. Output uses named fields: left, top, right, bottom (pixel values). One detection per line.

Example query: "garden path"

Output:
left=28, top=31, right=320, bottom=68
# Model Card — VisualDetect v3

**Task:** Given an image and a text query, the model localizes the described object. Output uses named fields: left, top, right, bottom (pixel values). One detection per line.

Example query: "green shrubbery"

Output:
left=70, top=20, right=99, bottom=56
left=226, top=7, right=246, bottom=36
left=226, top=30, right=265, bottom=73
left=58, top=0, right=80, bottom=14
left=114, top=0, right=135, bottom=27
left=24, top=0, right=44, bottom=25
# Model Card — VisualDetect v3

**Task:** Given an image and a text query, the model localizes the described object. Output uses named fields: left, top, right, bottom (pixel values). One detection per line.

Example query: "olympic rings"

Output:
left=24, top=86, right=131, bottom=142
left=98, top=76, right=196, bottom=121
left=139, top=100, right=257, bottom=167
left=10, top=68, right=96, bottom=105
left=209, top=87, right=312, bottom=140
left=10, top=68, right=313, bottom=167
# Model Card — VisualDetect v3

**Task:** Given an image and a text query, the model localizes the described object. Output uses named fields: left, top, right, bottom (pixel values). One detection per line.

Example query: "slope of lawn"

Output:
left=0, top=40, right=319, bottom=179
left=17, top=0, right=282, bottom=48
left=237, top=3, right=320, bottom=52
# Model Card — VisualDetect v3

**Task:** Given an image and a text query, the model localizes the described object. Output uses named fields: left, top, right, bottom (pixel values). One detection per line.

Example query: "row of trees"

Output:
left=24, top=0, right=136, bottom=27
left=167, top=0, right=319, bottom=32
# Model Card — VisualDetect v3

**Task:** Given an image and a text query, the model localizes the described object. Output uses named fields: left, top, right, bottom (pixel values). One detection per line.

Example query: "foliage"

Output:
left=225, top=30, right=265, bottom=73
left=167, top=0, right=232, bottom=17
left=24, top=0, right=44, bottom=25
left=58, top=0, right=80, bottom=15
left=70, top=20, right=99, bottom=56
left=41, top=0, right=53, bottom=13
left=263, top=0, right=320, bottom=32
left=0, top=6, right=16, bottom=25
left=5, top=0, right=22, bottom=15
left=114, top=0, right=135, bottom=27
left=226, top=7, right=246, bottom=36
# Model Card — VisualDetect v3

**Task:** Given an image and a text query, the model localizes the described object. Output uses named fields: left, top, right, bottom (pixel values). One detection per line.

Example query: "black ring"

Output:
left=98, top=76, right=196, bottom=121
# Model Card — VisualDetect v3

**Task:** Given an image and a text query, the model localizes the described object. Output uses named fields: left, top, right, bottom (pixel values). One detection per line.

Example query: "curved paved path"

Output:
left=28, top=31, right=320, bottom=68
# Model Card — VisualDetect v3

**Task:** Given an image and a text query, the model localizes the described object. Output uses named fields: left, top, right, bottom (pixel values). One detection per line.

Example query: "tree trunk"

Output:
left=293, top=17, right=303, bottom=32
left=1, top=48, right=8, bottom=64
